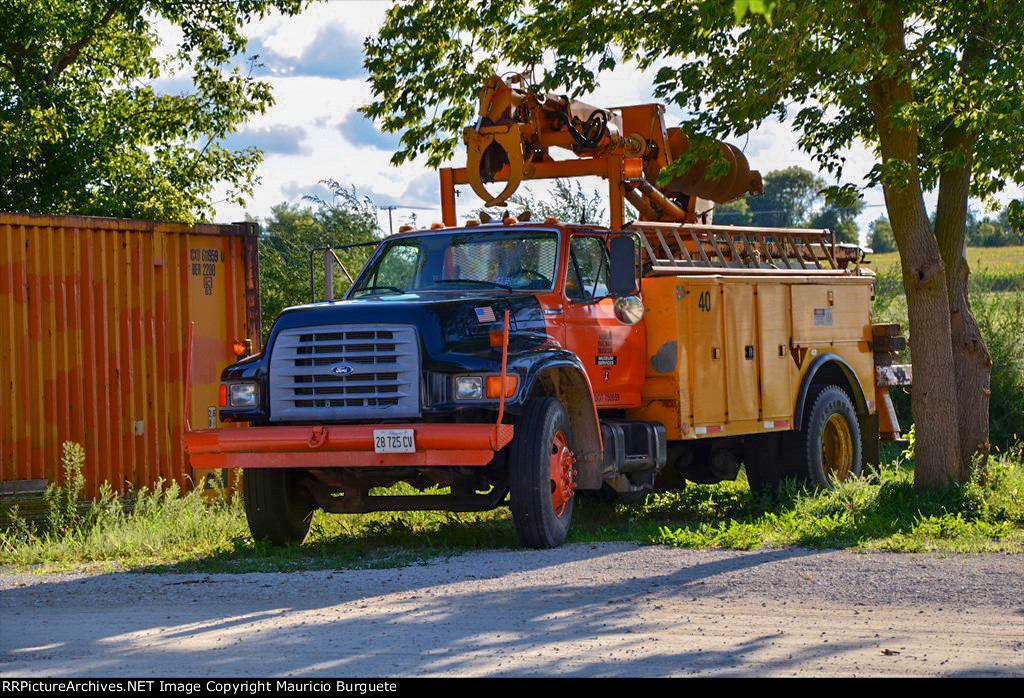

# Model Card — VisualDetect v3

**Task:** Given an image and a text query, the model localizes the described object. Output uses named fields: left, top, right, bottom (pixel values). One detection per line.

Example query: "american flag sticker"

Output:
left=475, top=306, right=496, bottom=323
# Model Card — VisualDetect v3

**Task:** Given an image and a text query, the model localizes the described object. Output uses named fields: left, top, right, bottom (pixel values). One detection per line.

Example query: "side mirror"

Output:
left=608, top=234, right=639, bottom=296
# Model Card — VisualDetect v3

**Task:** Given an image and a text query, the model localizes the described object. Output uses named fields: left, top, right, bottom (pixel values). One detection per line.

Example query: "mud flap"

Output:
left=860, top=412, right=880, bottom=474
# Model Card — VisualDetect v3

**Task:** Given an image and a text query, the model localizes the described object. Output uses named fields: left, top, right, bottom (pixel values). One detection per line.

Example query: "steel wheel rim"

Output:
left=821, top=414, right=854, bottom=481
left=549, top=430, right=576, bottom=517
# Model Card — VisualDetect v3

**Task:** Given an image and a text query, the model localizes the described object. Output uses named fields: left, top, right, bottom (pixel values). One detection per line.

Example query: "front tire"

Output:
left=243, top=468, right=315, bottom=546
left=509, top=397, right=576, bottom=548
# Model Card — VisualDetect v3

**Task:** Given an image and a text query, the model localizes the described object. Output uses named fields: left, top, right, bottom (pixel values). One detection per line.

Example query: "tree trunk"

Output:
left=884, top=185, right=964, bottom=487
left=867, top=6, right=963, bottom=488
left=931, top=23, right=995, bottom=479
left=934, top=135, right=992, bottom=477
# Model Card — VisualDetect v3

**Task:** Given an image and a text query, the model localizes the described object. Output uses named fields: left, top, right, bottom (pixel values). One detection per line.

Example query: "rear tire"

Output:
left=798, top=385, right=862, bottom=488
left=746, top=385, right=862, bottom=493
left=509, top=397, right=576, bottom=548
left=243, top=469, right=315, bottom=546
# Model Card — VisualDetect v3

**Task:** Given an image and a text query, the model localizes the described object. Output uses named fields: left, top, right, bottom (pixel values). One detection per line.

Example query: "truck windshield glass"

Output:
left=349, top=230, right=559, bottom=296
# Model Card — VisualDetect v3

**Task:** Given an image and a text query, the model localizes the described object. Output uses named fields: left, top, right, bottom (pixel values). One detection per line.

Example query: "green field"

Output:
left=868, top=246, right=1024, bottom=273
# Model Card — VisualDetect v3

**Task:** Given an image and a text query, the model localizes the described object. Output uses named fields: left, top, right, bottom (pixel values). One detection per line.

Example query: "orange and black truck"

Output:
left=184, top=75, right=910, bottom=547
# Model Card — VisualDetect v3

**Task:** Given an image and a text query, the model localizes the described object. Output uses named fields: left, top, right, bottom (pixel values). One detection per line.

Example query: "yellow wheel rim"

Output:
left=821, top=414, right=854, bottom=482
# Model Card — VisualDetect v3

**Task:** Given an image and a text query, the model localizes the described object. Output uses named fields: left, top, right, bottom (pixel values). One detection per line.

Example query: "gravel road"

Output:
left=2, top=544, right=1022, bottom=677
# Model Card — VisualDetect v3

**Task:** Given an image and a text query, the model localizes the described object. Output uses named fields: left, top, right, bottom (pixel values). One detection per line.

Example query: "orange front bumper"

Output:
left=185, top=423, right=515, bottom=470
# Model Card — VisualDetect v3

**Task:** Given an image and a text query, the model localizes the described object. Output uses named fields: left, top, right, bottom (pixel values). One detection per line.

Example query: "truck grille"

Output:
left=268, top=324, right=420, bottom=421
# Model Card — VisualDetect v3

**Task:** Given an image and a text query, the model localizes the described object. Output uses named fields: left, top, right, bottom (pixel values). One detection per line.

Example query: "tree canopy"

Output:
left=364, top=0, right=1023, bottom=222
left=0, top=0, right=307, bottom=222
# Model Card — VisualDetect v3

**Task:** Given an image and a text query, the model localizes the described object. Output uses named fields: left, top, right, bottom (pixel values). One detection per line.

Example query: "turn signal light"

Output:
left=486, top=375, right=518, bottom=398
left=232, top=340, right=248, bottom=357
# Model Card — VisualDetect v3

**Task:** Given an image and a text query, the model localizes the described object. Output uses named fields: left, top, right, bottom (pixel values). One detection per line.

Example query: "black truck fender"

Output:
left=517, top=350, right=604, bottom=490
left=793, top=353, right=869, bottom=429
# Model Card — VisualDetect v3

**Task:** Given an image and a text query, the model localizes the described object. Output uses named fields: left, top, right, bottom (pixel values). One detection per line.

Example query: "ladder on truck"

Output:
left=629, top=221, right=865, bottom=276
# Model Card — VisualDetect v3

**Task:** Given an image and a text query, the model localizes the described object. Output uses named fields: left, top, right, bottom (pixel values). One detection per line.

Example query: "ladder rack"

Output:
left=628, top=221, right=864, bottom=276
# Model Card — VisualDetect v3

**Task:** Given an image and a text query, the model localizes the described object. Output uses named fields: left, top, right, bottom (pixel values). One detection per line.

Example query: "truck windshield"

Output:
left=349, top=229, right=559, bottom=297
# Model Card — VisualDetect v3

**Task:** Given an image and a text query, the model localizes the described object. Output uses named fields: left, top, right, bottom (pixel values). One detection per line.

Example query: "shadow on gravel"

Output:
left=1, top=547, right=837, bottom=676
left=4, top=545, right=1017, bottom=677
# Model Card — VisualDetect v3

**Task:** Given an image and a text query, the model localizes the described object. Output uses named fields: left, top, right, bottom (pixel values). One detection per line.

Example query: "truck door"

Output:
left=562, top=234, right=646, bottom=408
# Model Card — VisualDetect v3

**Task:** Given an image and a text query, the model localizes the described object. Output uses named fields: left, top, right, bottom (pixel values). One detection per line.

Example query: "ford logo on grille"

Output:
left=331, top=364, right=355, bottom=375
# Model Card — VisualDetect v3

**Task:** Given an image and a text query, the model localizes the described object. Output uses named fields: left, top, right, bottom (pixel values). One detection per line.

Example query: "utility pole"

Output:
left=382, top=206, right=397, bottom=235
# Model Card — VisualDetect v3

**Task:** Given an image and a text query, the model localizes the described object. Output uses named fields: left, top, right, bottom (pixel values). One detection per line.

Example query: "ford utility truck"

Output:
left=184, top=75, right=909, bottom=547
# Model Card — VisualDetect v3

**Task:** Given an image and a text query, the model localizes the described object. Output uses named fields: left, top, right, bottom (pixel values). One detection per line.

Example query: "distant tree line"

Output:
left=713, top=166, right=864, bottom=243
left=716, top=166, right=1020, bottom=250
left=257, top=180, right=382, bottom=334
left=868, top=207, right=1020, bottom=253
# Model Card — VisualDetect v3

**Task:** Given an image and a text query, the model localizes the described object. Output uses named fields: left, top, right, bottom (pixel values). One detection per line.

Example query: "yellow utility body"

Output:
left=633, top=272, right=874, bottom=441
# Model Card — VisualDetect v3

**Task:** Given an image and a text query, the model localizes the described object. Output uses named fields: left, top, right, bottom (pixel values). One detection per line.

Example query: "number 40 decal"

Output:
left=697, top=290, right=713, bottom=312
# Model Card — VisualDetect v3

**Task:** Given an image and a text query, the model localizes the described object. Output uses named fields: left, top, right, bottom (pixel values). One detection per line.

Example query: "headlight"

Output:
left=455, top=376, right=484, bottom=400
left=454, top=374, right=519, bottom=400
left=228, top=382, right=259, bottom=407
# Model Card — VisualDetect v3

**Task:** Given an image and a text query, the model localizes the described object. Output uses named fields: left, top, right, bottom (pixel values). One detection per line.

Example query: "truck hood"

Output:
left=267, top=292, right=552, bottom=367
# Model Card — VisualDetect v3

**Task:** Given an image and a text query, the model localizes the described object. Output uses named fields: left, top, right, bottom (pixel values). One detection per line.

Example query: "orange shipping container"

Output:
left=0, top=213, right=261, bottom=497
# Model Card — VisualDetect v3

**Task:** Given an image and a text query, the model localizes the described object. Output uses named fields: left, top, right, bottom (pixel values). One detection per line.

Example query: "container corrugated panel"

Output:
left=0, top=213, right=261, bottom=497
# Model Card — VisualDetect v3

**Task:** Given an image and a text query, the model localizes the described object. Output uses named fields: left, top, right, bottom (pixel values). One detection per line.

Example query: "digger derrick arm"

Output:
left=442, top=73, right=764, bottom=231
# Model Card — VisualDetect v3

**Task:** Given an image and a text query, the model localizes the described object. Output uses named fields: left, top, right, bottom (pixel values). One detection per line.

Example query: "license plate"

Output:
left=373, top=429, right=416, bottom=453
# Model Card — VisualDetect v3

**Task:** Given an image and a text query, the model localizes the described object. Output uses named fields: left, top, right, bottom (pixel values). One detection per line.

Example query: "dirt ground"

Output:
left=1, top=543, right=1022, bottom=677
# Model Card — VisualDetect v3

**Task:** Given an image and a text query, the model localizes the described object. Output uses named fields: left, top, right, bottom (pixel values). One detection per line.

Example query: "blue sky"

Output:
left=189, top=1, right=1019, bottom=243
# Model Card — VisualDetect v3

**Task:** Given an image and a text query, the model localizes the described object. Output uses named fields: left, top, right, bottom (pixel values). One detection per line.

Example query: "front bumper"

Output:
left=184, top=423, right=514, bottom=469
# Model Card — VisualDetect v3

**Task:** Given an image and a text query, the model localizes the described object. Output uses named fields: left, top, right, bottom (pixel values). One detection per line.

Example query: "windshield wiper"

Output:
left=352, top=285, right=406, bottom=296
left=433, top=279, right=513, bottom=291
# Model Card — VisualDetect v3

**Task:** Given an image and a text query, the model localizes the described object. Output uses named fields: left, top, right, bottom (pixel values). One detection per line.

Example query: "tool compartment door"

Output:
left=757, top=283, right=794, bottom=419
left=723, top=283, right=759, bottom=423
left=790, top=282, right=871, bottom=344
left=685, top=279, right=726, bottom=426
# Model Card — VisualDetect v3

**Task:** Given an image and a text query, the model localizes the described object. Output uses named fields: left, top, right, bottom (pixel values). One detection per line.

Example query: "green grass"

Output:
left=3, top=442, right=1022, bottom=574
left=871, top=271, right=1024, bottom=450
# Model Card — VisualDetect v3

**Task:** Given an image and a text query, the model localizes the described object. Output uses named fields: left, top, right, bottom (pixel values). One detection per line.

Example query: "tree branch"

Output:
left=47, top=2, right=128, bottom=83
